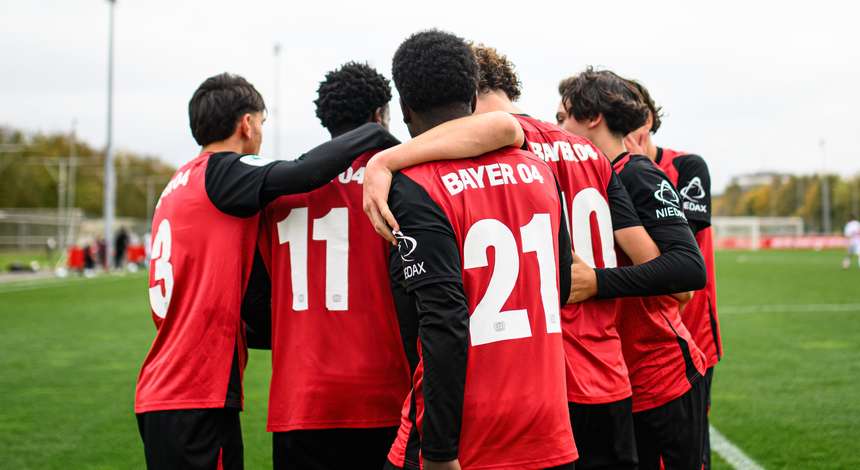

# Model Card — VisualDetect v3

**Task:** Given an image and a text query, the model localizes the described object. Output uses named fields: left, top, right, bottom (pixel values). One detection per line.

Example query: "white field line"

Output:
left=720, top=303, right=860, bottom=314
left=711, top=425, right=765, bottom=470
left=0, top=274, right=142, bottom=295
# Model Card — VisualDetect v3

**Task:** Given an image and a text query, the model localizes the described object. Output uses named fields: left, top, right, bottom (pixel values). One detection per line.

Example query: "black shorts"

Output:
left=702, top=366, right=715, bottom=470
left=137, top=408, right=243, bottom=470
left=632, top=378, right=706, bottom=470
left=274, top=426, right=398, bottom=470
left=384, top=459, right=574, bottom=470
left=568, top=398, right=637, bottom=470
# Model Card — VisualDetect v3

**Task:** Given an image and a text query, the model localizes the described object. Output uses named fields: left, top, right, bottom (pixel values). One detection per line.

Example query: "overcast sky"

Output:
left=2, top=0, right=859, bottom=191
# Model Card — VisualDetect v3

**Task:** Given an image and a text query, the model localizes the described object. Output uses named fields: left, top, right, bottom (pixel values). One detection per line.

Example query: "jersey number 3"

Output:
left=148, top=219, right=174, bottom=319
left=465, top=213, right=561, bottom=346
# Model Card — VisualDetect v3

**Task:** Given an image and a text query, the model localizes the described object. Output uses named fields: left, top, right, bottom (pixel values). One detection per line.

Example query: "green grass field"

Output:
left=1, top=250, right=858, bottom=469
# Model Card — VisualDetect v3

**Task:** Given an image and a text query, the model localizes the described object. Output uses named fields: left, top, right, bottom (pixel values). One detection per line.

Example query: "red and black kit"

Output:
left=385, top=147, right=577, bottom=470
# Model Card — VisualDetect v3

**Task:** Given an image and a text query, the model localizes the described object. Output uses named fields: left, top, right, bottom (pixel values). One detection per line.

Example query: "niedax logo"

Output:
left=654, top=180, right=680, bottom=208
left=680, top=177, right=706, bottom=202
left=394, top=230, right=418, bottom=262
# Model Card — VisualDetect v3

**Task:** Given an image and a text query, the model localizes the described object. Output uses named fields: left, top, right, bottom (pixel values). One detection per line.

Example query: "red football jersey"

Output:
left=515, top=114, right=634, bottom=404
left=612, top=154, right=707, bottom=412
left=258, top=151, right=411, bottom=432
left=387, top=148, right=576, bottom=469
left=136, top=152, right=258, bottom=413
left=657, top=147, right=721, bottom=368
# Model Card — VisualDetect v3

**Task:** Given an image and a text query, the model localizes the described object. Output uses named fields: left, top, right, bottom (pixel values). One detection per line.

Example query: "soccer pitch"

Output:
left=0, top=250, right=858, bottom=469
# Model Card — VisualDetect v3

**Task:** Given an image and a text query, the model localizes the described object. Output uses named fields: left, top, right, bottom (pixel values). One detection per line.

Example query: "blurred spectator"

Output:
left=67, top=244, right=85, bottom=274
left=843, top=215, right=860, bottom=269
left=96, top=237, right=106, bottom=269
left=115, top=227, right=129, bottom=269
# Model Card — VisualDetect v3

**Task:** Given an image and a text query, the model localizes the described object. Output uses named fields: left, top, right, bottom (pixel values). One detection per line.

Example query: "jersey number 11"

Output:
left=276, top=207, right=349, bottom=311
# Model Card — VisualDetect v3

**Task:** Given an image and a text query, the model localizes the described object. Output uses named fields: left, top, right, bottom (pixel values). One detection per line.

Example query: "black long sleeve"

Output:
left=387, top=173, right=469, bottom=460
left=595, top=154, right=706, bottom=299
left=672, top=153, right=712, bottom=234
left=413, top=282, right=469, bottom=461
left=259, top=123, right=400, bottom=204
left=205, top=123, right=399, bottom=217
left=594, top=223, right=706, bottom=298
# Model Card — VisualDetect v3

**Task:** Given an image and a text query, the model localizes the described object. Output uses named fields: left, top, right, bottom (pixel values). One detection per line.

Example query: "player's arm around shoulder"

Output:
left=363, top=112, right=525, bottom=243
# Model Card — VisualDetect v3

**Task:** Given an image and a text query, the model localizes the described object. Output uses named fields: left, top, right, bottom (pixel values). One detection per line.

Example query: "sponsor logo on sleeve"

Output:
left=653, top=180, right=686, bottom=219
left=679, top=177, right=708, bottom=213
left=239, top=154, right=276, bottom=167
left=394, top=230, right=426, bottom=280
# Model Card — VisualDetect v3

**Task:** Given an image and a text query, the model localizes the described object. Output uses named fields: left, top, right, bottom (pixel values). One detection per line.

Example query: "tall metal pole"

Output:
left=57, top=154, right=67, bottom=250
left=819, top=139, right=832, bottom=234
left=104, top=0, right=117, bottom=270
left=67, top=120, right=77, bottom=246
left=273, top=42, right=282, bottom=159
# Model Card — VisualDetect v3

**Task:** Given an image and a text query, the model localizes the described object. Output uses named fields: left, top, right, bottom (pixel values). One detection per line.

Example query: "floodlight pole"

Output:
left=104, top=0, right=117, bottom=270
left=819, top=139, right=831, bottom=234
left=67, top=120, right=77, bottom=246
left=273, top=42, right=282, bottom=159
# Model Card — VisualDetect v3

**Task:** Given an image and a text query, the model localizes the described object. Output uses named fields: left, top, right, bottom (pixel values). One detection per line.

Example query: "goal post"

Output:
left=712, top=216, right=804, bottom=250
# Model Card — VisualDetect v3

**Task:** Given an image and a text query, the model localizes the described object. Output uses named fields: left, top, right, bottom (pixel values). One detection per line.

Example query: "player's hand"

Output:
left=623, top=128, right=648, bottom=155
left=568, top=252, right=598, bottom=303
left=673, top=291, right=693, bottom=313
left=362, top=152, right=399, bottom=245
left=423, top=459, right=462, bottom=470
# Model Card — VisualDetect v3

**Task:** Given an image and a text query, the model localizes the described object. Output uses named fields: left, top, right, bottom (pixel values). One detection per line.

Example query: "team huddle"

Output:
left=136, top=29, right=721, bottom=470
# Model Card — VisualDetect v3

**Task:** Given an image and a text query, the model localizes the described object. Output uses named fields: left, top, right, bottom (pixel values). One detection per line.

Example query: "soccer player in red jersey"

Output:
left=383, top=30, right=576, bottom=470
left=135, top=72, right=400, bottom=470
left=471, top=45, right=709, bottom=470
left=557, top=68, right=708, bottom=470
left=137, top=72, right=529, bottom=470
left=624, top=79, right=722, bottom=470
left=257, top=62, right=411, bottom=469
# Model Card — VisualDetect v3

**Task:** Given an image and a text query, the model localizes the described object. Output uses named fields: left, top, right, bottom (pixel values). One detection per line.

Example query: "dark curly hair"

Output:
left=188, top=72, right=266, bottom=146
left=314, top=62, right=392, bottom=133
left=472, top=44, right=521, bottom=101
left=625, top=79, right=663, bottom=134
left=559, top=67, right=648, bottom=137
left=392, top=29, right=478, bottom=112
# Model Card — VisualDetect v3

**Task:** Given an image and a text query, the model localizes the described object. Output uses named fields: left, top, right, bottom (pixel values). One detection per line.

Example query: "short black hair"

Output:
left=188, top=73, right=266, bottom=146
left=626, top=79, right=663, bottom=134
left=314, top=62, right=392, bottom=132
left=472, top=44, right=522, bottom=101
left=559, top=67, right=648, bottom=137
left=392, top=29, right=478, bottom=112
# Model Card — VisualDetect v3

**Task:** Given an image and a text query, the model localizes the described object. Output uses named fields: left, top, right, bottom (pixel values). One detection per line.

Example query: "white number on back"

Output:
left=148, top=219, right=174, bottom=318
left=565, top=188, right=617, bottom=268
left=464, top=214, right=560, bottom=346
left=276, top=207, right=349, bottom=311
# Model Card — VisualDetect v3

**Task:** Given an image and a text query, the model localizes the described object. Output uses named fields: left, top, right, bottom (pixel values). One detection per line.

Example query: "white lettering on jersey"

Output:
left=654, top=180, right=687, bottom=220
left=155, top=169, right=191, bottom=209
left=680, top=177, right=708, bottom=213
left=337, top=166, right=366, bottom=185
left=441, top=163, right=543, bottom=196
left=530, top=141, right=598, bottom=163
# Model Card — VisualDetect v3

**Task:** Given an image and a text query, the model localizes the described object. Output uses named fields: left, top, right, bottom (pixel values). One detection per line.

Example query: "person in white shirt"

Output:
left=843, top=216, right=860, bottom=269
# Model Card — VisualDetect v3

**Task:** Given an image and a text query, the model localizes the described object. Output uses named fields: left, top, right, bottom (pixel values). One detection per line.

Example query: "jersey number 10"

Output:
left=276, top=207, right=349, bottom=311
